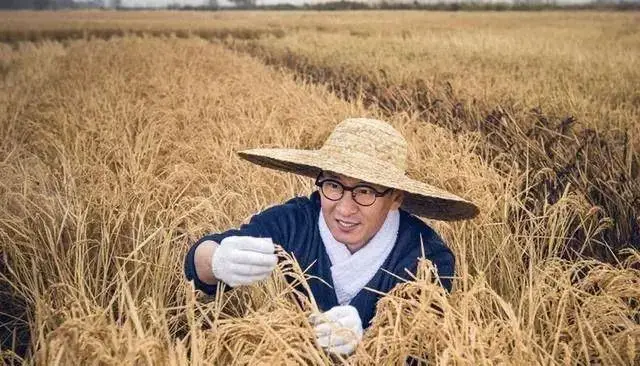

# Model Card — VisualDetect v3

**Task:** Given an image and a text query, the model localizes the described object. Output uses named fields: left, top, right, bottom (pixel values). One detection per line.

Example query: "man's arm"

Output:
left=193, top=240, right=219, bottom=285
left=186, top=236, right=278, bottom=291
left=185, top=195, right=310, bottom=293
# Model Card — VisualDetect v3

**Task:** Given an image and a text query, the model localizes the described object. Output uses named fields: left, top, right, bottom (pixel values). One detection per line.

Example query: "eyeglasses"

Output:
left=315, top=175, right=393, bottom=207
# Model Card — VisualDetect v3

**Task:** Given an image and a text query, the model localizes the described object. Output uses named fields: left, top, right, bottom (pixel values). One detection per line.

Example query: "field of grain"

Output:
left=1, top=11, right=639, bottom=365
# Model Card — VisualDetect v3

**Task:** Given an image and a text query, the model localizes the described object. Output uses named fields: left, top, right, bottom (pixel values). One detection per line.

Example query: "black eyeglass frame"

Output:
left=314, top=173, right=393, bottom=207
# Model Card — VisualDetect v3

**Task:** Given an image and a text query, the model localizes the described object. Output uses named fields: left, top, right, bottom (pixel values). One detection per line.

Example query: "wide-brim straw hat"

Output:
left=238, top=118, right=479, bottom=220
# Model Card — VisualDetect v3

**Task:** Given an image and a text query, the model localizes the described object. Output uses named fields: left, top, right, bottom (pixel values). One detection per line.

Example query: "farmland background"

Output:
left=1, top=10, right=639, bottom=365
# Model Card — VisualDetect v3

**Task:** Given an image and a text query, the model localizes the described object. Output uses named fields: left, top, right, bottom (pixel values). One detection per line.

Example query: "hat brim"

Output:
left=238, top=148, right=479, bottom=221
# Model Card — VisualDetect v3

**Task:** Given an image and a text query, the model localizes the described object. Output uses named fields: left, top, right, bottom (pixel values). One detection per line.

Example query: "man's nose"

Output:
left=336, top=192, right=359, bottom=216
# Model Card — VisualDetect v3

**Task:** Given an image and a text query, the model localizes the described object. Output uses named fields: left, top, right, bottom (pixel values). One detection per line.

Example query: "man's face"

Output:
left=318, top=172, right=404, bottom=253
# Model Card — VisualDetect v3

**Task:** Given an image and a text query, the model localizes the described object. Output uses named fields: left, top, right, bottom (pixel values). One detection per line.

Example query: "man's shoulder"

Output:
left=258, top=191, right=320, bottom=219
left=399, top=210, right=439, bottom=237
left=397, top=210, right=455, bottom=281
left=282, top=191, right=321, bottom=209
left=398, top=209, right=450, bottom=255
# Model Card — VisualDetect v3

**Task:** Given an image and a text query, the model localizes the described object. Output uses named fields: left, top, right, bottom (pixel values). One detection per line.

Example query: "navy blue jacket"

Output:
left=184, top=191, right=454, bottom=327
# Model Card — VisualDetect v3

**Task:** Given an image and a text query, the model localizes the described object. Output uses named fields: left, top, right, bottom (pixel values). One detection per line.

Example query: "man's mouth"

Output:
left=336, top=219, right=359, bottom=230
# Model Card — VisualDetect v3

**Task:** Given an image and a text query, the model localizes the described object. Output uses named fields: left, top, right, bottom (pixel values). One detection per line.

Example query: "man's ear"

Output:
left=390, top=190, right=404, bottom=210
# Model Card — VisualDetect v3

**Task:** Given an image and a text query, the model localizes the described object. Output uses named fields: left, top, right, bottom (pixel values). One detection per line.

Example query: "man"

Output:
left=184, top=118, right=478, bottom=356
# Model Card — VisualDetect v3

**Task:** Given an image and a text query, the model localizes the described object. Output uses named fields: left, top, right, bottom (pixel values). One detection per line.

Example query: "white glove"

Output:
left=310, top=305, right=363, bottom=356
left=211, top=236, right=278, bottom=287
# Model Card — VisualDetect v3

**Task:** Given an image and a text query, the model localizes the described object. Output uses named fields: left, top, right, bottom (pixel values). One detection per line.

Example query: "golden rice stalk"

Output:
left=351, top=258, right=539, bottom=365
left=193, top=245, right=332, bottom=365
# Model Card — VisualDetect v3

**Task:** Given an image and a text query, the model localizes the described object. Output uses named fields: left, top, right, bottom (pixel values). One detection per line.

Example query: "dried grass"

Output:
left=0, top=25, right=638, bottom=366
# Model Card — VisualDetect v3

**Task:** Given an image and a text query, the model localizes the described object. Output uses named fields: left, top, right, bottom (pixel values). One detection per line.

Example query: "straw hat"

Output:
left=238, top=118, right=479, bottom=221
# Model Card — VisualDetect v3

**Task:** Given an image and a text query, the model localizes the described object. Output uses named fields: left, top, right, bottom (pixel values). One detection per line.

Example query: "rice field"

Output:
left=0, top=10, right=639, bottom=365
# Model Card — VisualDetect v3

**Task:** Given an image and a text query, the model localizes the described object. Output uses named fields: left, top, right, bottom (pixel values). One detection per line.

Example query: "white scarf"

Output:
left=318, top=209, right=400, bottom=305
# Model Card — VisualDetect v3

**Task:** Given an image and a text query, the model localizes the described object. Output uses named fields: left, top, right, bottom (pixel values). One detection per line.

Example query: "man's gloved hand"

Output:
left=310, top=305, right=364, bottom=356
left=211, top=236, right=278, bottom=287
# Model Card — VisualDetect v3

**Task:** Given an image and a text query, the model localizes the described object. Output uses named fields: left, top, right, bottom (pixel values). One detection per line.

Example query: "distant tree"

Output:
left=0, top=0, right=79, bottom=9
left=32, top=0, right=51, bottom=8
left=227, top=0, right=256, bottom=8
left=0, top=0, right=35, bottom=9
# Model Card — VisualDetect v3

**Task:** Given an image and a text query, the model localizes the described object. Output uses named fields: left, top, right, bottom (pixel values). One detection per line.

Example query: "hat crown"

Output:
left=321, top=118, right=407, bottom=172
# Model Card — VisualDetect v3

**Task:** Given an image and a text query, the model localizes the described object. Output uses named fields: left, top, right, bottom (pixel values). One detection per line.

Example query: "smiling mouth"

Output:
left=336, top=219, right=359, bottom=229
